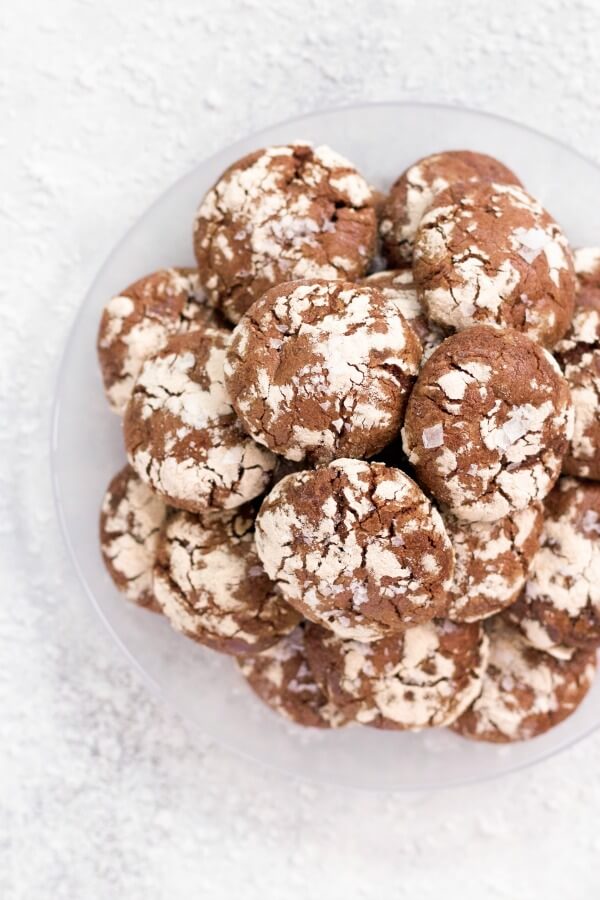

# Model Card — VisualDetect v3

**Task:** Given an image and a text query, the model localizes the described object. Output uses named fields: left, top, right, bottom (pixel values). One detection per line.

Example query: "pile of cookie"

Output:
left=97, top=144, right=600, bottom=743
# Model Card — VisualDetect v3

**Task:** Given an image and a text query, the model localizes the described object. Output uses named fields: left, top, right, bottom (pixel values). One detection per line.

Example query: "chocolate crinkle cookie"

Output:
left=224, top=279, right=422, bottom=464
left=255, top=459, right=454, bottom=642
left=380, top=149, right=522, bottom=266
left=153, top=505, right=300, bottom=655
left=124, top=328, right=276, bottom=513
left=194, top=143, right=377, bottom=324
left=97, top=268, right=220, bottom=415
left=452, top=618, right=596, bottom=743
left=238, top=624, right=347, bottom=728
left=413, top=181, right=575, bottom=347
left=402, top=326, right=573, bottom=523
left=445, top=502, right=544, bottom=623
left=304, top=619, right=489, bottom=730
left=99, top=464, right=167, bottom=611
left=506, top=478, right=600, bottom=657
left=555, top=247, right=600, bottom=480
left=361, top=269, right=444, bottom=363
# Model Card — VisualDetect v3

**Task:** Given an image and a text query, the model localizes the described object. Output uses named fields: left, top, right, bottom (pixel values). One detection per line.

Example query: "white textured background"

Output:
left=3, top=1, right=600, bottom=897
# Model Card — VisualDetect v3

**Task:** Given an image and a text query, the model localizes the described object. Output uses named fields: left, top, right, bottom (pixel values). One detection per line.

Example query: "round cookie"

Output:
left=555, top=248, right=600, bottom=480
left=153, top=505, right=300, bottom=655
left=402, top=326, right=573, bottom=522
left=380, top=149, right=522, bottom=266
left=304, top=619, right=489, bottom=730
left=255, top=459, right=454, bottom=641
left=452, top=619, right=596, bottom=743
left=99, top=464, right=166, bottom=611
left=124, top=328, right=276, bottom=513
left=237, top=624, right=347, bottom=728
left=194, top=143, right=377, bottom=323
left=507, top=478, right=600, bottom=656
left=97, top=268, right=219, bottom=415
left=224, top=279, right=422, bottom=464
left=413, top=181, right=575, bottom=347
left=445, top=503, right=544, bottom=623
left=361, top=269, right=444, bottom=362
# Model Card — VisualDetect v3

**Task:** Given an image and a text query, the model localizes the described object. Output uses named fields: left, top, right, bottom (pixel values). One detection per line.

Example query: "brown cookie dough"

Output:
left=380, top=149, right=522, bottom=266
left=153, top=505, right=300, bottom=654
left=304, top=619, right=489, bottom=730
left=97, top=268, right=220, bottom=415
left=506, top=478, right=600, bottom=656
left=555, top=248, right=600, bottom=480
left=224, top=279, right=422, bottom=464
left=413, top=181, right=575, bottom=347
left=255, top=459, right=454, bottom=641
left=402, top=326, right=573, bottom=522
left=194, top=143, right=377, bottom=323
left=124, top=328, right=276, bottom=513
left=452, top=619, right=596, bottom=743
left=99, top=464, right=166, bottom=611
left=445, top=503, right=544, bottom=623
left=237, top=624, right=347, bottom=728
left=361, top=269, right=444, bottom=362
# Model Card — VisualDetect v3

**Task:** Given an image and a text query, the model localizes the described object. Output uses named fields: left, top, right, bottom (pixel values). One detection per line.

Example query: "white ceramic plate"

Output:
left=51, top=102, right=600, bottom=791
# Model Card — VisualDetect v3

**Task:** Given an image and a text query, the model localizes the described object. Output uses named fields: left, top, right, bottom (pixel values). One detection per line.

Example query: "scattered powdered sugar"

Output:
left=422, top=423, right=444, bottom=448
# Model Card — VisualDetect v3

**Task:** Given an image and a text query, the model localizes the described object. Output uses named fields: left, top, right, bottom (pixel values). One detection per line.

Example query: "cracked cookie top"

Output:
left=224, top=279, right=422, bottom=464
left=238, top=624, right=348, bottom=728
left=555, top=248, right=600, bottom=480
left=402, top=326, right=573, bottom=523
left=255, top=459, right=454, bottom=641
left=193, top=143, right=377, bottom=324
left=444, top=503, right=543, bottom=623
left=99, top=464, right=167, bottom=611
left=413, top=181, right=575, bottom=347
left=506, top=478, right=600, bottom=656
left=123, top=328, right=276, bottom=513
left=153, top=505, right=300, bottom=655
left=361, top=268, right=444, bottom=363
left=380, top=149, right=522, bottom=266
left=452, top=618, right=596, bottom=743
left=97, top=268, right=220, bottom=415
left=304, top=619, right=489, bottom=730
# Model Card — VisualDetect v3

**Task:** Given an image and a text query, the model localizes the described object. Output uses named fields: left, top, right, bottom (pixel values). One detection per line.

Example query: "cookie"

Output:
left=124, top=328, right=276, bottom=513
left=99, top=465, right=166, bottom=611
left=402, top=326, right=573, bottom=522
left=304, top=619, right=488, bottom=730
left=361, top=269, right=444, bottom=362
left=237, top=624, right=347, bottom=728
left=194, top=143, right=377, bottom=323
left=224, top=279, right=422, bottom=464
left=555, top=248, right=600, bottom=480
left=413, top=181, right=575, bottom=347
left=445, top=503, right=544, bottom=623
left=97, top=268, right=219, bottom=415
left=379, top=150, right=522, bottom=267
left=153, top=505, right=299, bottom=654
left=452, top=619, right=596, bottom=743
left=255, top=459, right=454, bottom=641
left=506, top=478, right=600, bottom=656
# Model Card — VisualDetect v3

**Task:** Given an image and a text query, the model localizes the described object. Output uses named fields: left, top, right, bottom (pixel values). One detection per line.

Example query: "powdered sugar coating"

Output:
left=124, top=328, right=276, bottom=513
left=224, top=279, right=422, bottom=464
left=402, top=326, right=573, bottom=522
left=153, top=506, right=299, bottom=655
left=453, top=618, right=596, bottom=743
left=304, top=619, right=489, bottom=730
left=97, top=268, right=219, bottom=415
left=194, top=143, right=377, bottom=323
left=99, top=465, right=167, bottom=610
left=413, top=181, right=575, bottom=348
left=255, top=459, right=454, bottom=641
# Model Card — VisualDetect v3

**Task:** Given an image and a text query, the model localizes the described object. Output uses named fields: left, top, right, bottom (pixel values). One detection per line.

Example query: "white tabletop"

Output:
left=3, top=1, right=600, bottom=897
